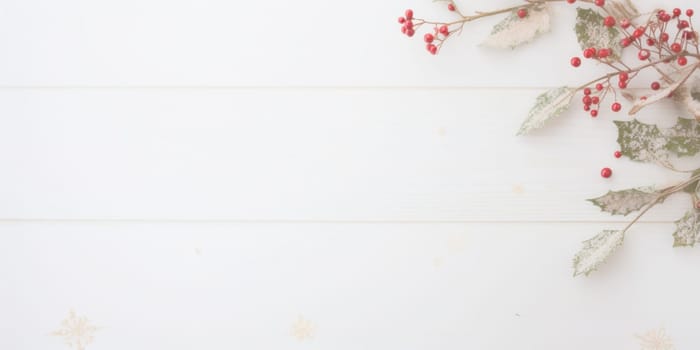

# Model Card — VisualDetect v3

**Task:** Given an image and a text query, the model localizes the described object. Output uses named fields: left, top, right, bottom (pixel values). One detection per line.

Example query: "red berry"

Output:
left=687, top=9, right=694, bottom=17
left=619, top=72, right=629, bottom=81
left=673, top=8, right=682, bottom=17
left=590, top=109, right=599, bottom=117
left=583, top=48, right=595, bottom=58
left=583, top=104, right=591, bottom=111
left=595, top=83, right=604, bottom=91
left=620, top=37, right=632, bottom=47
left=647, top=38, right=656, bottom=46
left=671, top=42, right=682, bottom=52
left=448, top=3, right=456, bottom=11
left=405, top=9, right=414, bottom=20
left=678, top=56, right=688, bottom=66
left=657, top=10, right=667, bottom=19
left=405, top=20, right=414, bottom=29
left=638, top=49, right=650, bottom=60
left=600, top=167, right=613, bottom=178
left=592, top=96, right=600, bottom=104
left=567, top=0, right=575, bottom=3
left=614, top=151, right=622, bottom=158
left=584, top=88, right=591, bottom=95
left=571, top=56, right=582, bottom=67
left=661, top=14, right=672, bottom=22
left=595, top=0, right=605, bottom=7
left=406, top=29, right=415, bottom=37
left=620, top=19, right=631, bottom=28
left=427, top=44, right=438, bottom=55
left=439, top=25, right=449, bottom=35
left=583, top=95, right=592, bottom=105
left=611, top=102, right=622, bottom=112
left=683, top=31, right=695, bottom=40
left=423, top=34, right=434, bottom=43
left=398, top=17, right=406, bottom=24
left=651, top=81, right=661, bottom=90
left=598, top=48, right=611, bottom=58
left=517, top=8, right=528, bottom=18
left=618, top=80, right=627, bottom=89
left=678, top=20, right=690, bottom=29
left=633, top=27, right=645, bottom=38
left=660, top=33, right=670, bottom=42
left=401, top=26, right=407, bottom=34
left=604, top=16, right=616, bottom=27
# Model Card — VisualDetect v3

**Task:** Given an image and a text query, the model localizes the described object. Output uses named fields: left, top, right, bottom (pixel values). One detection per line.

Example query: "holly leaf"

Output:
left=517, top=87, right=575, bottom=135
left=673, top=210, right=700, bottom=247
left=588, top=187, right=659, bottom=216
left=481, top=5, right=551, bottom=49
left=575, top=8, right=622, bottom=57
left=615, top=118, right=700, bottom=162
left=573, top=230, right=625, bottom=277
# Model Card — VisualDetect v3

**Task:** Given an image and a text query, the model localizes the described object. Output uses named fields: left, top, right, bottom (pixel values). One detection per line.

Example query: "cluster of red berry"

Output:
left=397, top=3, right=459, bottom=55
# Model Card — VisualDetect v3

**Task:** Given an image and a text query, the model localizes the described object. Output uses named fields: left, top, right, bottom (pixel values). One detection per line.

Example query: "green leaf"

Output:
left=573, top=230, right=625, bottom=277
left=481, top=5, right=551, bottom=49
left=517, top=87, right=575, bottom=135
left=615, top=118, right=700, bottom=163
left=673, top=210, right=700, bottom=247
left=588, top=188, right=659, bottom=216
left=574, top=8, right=621, bottom=57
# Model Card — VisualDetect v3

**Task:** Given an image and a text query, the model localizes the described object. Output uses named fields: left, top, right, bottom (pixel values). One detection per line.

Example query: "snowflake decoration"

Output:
left=291, top=315, right=315, bottom=341
left=636, top=328, right=675, bottom=350
left=51, top=310, right=99, bottom=350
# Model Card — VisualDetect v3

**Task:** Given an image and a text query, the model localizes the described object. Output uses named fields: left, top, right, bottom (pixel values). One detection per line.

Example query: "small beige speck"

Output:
left=433, top=257, right=444, bottom=268
left=512, top=184, right=525, bottom=195
left=437, top=127, right=447, bottom=137
left=291, top=315, right=315, bottom=341
left=447, top=235, right=468, bottom=254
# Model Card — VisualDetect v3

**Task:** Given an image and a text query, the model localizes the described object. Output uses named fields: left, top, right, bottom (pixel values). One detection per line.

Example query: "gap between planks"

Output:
left=0, top=219, right=677, bottom=225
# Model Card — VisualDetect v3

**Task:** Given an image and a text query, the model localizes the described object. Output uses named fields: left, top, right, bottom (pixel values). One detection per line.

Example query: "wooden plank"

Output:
left=0, top=88, right=695, bottom=221
left=1, top=221, right=698, bottom=349
left=0, top=0, right=694, bottom=87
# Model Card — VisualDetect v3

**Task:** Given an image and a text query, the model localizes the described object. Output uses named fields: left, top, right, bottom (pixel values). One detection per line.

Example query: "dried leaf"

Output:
left=604, top=0, right=639, bottom=21
left=678, top=75, right=700, bottom=121
left=481, top=5, right=551, bottom=49
left=575, top=8, right=622, bottom=57
left=588, top=188, right=659, bottom=216
left=573, top=230, right=625, bottom=277
left=517, top=87, right=575, bottom=135
left=629, top=65, right=697, bottom=115
left=673, top=210, right=700, bottom=247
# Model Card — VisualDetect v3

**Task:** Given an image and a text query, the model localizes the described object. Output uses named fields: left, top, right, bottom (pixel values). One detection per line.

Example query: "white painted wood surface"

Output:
left=1, top=0, right=699, bottom=348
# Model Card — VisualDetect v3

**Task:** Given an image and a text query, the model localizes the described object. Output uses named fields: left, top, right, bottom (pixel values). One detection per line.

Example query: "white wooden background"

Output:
left=2, top=0, right=700, bottom=349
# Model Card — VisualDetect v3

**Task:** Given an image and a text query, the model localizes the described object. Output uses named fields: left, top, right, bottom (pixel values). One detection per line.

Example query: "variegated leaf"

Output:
left=481, top=5, right=551, bottom=49
left=517, top=87, right=575, bottom=135
left=673, top=210, right=700, bottom=247
left=575, top=8, right=621, bottom=57
left=588, top=188, right=659, bottom=216
left=573, top=230, right=625, bottom=277
left=615, top=118, right=700, bottom=163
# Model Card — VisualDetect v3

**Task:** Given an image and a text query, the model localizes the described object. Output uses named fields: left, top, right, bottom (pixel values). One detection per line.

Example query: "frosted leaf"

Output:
left=573, top=230, right=625, bottom=277
left=517, top=87, right=575, bottom=135
left=588, top=188, right=659, bottom=216
left=482, top=5, right=551, bottom=49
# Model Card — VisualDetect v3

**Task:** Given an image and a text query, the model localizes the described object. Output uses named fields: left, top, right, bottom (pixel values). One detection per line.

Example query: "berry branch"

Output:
left=398, top=0, right=700, bottom=276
